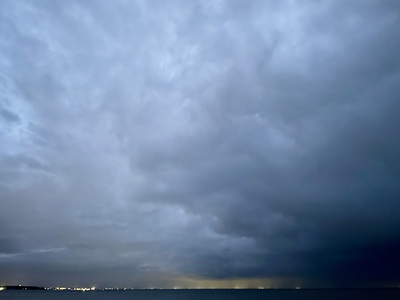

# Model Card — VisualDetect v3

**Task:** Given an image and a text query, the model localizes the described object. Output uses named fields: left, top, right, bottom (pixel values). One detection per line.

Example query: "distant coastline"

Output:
left=1, top=285, right=400, bottom=291
left=1, top=285, right=45, bottom=290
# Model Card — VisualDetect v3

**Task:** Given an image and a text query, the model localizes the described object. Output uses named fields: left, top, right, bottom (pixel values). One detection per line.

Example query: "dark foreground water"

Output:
left=1, top=289, right=400, bottom=300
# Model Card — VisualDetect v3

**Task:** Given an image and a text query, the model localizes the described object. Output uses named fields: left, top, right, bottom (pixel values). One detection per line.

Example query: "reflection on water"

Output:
left=1, top=289, right=400, bottom=300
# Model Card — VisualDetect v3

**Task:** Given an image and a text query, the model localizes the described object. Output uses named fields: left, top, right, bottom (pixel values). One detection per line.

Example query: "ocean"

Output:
left=1, top=289, right=400, bottom=300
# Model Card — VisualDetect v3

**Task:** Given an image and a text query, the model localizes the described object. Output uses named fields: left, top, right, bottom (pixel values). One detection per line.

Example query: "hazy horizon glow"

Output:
left=1, top=0, right=400, bottom=288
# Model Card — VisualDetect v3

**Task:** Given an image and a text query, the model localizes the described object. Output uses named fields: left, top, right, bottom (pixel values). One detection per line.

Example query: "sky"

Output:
left=1, top=0, right=400, bottom=289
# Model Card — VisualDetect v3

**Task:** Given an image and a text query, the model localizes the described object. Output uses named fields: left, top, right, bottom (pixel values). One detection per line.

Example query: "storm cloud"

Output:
left=1, top=0, right=400, bottom=288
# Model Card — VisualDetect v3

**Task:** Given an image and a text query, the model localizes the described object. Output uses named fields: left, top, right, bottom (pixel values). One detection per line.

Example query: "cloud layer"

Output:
left=1, top=0, right=400, bottom=288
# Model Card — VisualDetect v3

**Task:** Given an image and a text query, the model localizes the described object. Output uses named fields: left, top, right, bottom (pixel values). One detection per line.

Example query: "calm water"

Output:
left=1, top=289, right=400, bottom=300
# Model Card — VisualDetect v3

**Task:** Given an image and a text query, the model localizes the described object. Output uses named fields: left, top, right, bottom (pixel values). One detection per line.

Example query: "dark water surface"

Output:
left=1, top=289, right=400, bottom=300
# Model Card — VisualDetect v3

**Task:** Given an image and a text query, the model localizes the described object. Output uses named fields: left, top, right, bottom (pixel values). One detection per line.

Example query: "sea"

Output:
left=1, top=289, right=400, bottom=300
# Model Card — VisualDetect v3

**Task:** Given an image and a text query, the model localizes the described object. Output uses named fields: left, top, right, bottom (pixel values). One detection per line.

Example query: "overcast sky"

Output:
left=1, top=0, right=400, bottom=288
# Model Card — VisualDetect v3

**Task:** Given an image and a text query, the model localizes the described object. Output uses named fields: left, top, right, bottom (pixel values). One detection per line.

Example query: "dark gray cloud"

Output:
left=0, top=0, right=400, bottom=288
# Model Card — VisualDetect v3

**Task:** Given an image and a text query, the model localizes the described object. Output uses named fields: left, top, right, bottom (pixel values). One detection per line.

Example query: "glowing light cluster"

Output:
left=73, top=287, right=96, bottom=292
left=54, top=286, right=95, bottom=291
